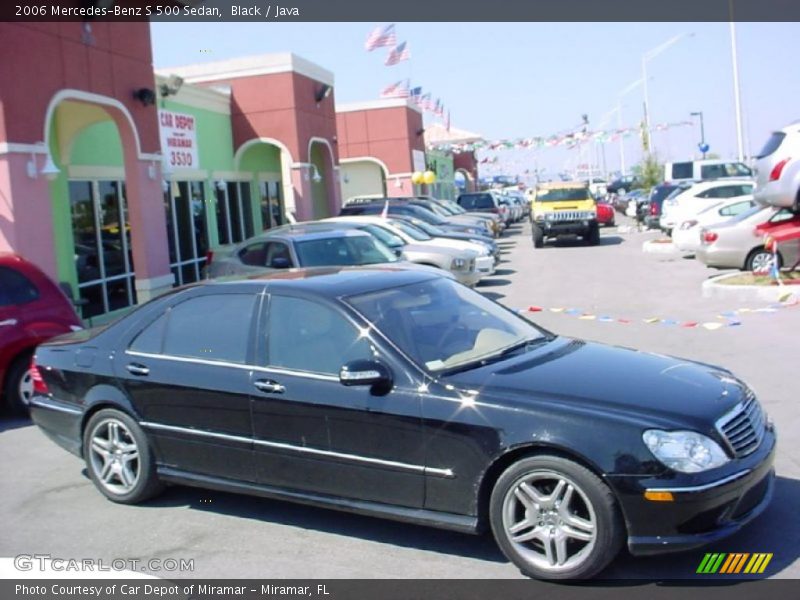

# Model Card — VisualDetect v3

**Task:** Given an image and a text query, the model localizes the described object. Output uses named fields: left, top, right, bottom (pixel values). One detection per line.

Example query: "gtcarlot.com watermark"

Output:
left=14, top=554, right=194, bottom=574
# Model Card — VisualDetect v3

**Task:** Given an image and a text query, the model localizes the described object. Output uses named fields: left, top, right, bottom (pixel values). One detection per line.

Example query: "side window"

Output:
left=129, top=313, right=168, bottom=354
left=696, top=189, right=716, bottom=199
left=720, top=200, right=755, bottom=217
left=162, top=294, right=257, bottom=363
left=716, top=186, right=741, bottom=199
left=0, top=266, right=40, bottom=306
left=265, top=242, right=293, bottom=269
left=239, top=243, right=268, bottom=267
left=266, top=296, right=375, bottom=375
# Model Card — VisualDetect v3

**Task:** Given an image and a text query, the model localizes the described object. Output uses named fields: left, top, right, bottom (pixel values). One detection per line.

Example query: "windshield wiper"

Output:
left=438, top=336, right=552, bottom=376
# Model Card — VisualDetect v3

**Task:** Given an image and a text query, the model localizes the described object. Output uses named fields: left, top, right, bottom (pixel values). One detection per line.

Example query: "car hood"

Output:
left=403, top=242, right=476, bottom=259
left=441, top=337, right=745, bottom=429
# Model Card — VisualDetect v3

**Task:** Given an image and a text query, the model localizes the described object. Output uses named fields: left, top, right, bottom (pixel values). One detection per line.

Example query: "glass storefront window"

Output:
left=165, top=180, right=209, bottom=287
left=216, top=181, right=255, bottom=245
left=259, top=180, right=285, bottom=230
left=68, top=180, right=136, bottom=318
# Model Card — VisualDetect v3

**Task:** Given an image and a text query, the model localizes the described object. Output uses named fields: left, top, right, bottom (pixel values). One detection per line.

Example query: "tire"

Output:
left=532, top=225, right=545, bottom=248
left=3, top=351, right=34, bottom=416
left=586, top=224, right=600, bottom=246
left=489, top=455, right=624, bottom=580
left=82, top=408, right=164, bottom=504
left=745, top=247, right=782, bottom=272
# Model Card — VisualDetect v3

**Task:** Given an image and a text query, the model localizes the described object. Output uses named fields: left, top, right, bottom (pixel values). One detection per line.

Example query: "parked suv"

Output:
left=530, top=182, right=599, bottom=247
left=0, top=254, right=82, bottom=413
left=754, top=121, right=800, bottom=211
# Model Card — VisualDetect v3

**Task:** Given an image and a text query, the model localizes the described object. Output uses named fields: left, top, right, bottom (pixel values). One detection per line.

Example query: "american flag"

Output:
left=409, top=86, right=423, bottom=102
left=380, top=79, right=410, bottom=98
left=385, top=41, right=410, bottom=66
left=365, top=24, right=397, bottom=52
left=434, top=99, right=444, bottom=117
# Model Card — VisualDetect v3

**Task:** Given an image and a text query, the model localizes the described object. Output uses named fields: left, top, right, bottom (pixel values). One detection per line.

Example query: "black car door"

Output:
left=118, top=288, right=260, bottom=482
left=250, top=292, right=426, bottom=508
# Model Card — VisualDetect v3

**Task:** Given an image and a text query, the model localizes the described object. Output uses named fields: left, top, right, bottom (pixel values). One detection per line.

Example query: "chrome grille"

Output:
left=546, top=211, right=595, bottom=222
left=716, top=390, right=766, bottom=457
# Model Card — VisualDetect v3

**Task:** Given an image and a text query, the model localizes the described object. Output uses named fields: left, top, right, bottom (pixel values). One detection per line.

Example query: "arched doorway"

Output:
left=235, top=138, right=293, bottom=231
left=339, top=158, right=389, bottom=202
left=43, top=92, right=169, bottom=321
left=308, top=139, right=335, bottom=219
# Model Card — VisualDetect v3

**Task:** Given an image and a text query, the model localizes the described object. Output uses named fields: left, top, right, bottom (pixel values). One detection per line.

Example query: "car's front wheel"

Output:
left=532, top=225, right=545, bottom=248
left=83, top=409, right=164, bottom=504
left=490, top=455, right=624, bottom=580
left=3, top=352, right=34, bottom=415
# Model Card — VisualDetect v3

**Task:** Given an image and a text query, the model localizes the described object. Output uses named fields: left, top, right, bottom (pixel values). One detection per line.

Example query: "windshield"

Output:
left=295, top=235, right=397, bottom=267
left=360, top=224, right=405, bottom=249
left=535, top=187, right=590, bottom=202
left=443, top=200, right=467, bottom=214
left=389, top=219, right=432, bottom=241
left=407, top=205, right=448, bottom=226
left=406, top=217, right=446, bottom=236
left=347, top=277, right=547, bottom=373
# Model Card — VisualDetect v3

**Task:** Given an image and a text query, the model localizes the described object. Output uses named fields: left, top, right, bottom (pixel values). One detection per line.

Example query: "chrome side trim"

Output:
left=125, top=350, right=338, bottom=381
left=29, top=396, right=82, bottom=415
left=140, top=421, right=454, bottom=479
left=646, top=469, right=751, bottom=494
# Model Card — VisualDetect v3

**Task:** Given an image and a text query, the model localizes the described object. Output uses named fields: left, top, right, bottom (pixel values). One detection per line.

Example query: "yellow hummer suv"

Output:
left=530, top=182, right=599, bottom=247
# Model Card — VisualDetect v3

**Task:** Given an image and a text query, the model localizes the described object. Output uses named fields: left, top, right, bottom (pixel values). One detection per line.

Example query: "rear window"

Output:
left=458, top=194, right=495, bottom=209
left=756, top=132, right=786, bottom=159
left=535, top=187, right=590, bottom=202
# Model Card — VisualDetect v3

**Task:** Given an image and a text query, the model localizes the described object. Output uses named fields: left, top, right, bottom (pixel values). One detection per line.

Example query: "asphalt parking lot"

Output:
left=1, top=216, right=797, bottom=580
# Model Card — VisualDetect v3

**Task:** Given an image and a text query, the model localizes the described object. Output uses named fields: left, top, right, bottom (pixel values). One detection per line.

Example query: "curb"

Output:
left=702, top=272, right=800, bottom=302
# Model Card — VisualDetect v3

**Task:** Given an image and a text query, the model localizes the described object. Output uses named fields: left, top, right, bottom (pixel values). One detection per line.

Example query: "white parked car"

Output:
left=660, top=179, right=754, bottom=233
left=325, top=215, right=495, bottom=278
left=672, top=197, right=757, bottom=254
left=753, top=121, right=800, bottom=211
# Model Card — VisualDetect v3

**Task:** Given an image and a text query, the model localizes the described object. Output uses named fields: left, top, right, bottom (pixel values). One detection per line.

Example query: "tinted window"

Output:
left=671, top=162, right=693, bottom=180
left=239, top=243, right=268, bottom=267
left=130, top=314, right=167, bottom=354
left=458, top=194, right=494, bottom=210
left=0, top=266, right=39, bottom=306
left=267, top=296, right=375, bottom=374
left=162, top=294, right=257, bottom=363
left=756, top=132, right=786, bottom=159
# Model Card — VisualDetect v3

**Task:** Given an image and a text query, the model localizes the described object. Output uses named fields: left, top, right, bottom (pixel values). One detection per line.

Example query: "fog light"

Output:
left=644, top=490, right=674, bottom=502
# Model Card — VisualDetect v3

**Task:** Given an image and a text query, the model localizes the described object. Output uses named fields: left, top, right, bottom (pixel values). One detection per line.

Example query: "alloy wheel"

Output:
left=17, top=369, right=34, bottom=406
left=750, top=252, right=773, bottom=272
left=501, top=470, right=597, bottom=573
left=88, top=418, right=140, bottom=495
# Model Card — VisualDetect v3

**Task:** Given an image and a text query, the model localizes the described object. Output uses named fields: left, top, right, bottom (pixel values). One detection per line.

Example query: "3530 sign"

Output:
left=159, top=110, right=199, bottom=170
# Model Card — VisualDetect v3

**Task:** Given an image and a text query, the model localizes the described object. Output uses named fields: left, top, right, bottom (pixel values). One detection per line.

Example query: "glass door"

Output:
left=164, top=180, right=209, bottom=286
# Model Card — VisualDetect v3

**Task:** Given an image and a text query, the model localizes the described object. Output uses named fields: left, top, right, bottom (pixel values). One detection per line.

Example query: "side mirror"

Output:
left=339, top=359, right=392, bottom=392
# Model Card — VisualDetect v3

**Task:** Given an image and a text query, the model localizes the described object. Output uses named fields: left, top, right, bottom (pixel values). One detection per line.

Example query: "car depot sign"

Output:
left=159, top=110, right=198, bottom=169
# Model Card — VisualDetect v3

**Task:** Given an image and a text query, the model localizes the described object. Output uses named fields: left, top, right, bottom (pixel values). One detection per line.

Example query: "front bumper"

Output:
left=454, top=270, right=482, bottom=287
left=537, top=219, right=595, bottom=236
left=610, top=426, right=776, bottom=556
left=476, top=255, right=495, bottom=276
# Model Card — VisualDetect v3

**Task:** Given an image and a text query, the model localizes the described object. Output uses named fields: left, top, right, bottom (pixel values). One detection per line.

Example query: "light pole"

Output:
left=642, top=32, right=693, bottom=155
left=729, top=0, right=745, bottom=161
left=615, top=78, right=644, bottom=175
left=690, top=111, right=707, bottom=158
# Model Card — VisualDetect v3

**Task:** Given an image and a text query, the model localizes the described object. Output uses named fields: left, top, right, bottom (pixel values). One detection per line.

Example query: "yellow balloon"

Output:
left=422, top=170, right=437, bottom=184
left=411, top=171, right=424, bottom=185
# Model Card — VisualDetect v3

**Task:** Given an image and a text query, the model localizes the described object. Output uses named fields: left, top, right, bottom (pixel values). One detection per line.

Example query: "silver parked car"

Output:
left=695, top=206, right=799, bottom=271
left=754, top=121, right=800, bottom=211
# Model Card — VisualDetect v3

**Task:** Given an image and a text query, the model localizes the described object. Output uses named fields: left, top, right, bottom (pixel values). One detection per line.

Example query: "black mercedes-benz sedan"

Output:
left=29, top=268, right=775, bottom=579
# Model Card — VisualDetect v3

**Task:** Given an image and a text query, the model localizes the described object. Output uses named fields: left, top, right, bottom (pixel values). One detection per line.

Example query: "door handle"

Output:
left=254, top=379, right=285, bottom=394
left=0, top=319, right=18, bottom=327
left=126, top=363, right=150, bottom=376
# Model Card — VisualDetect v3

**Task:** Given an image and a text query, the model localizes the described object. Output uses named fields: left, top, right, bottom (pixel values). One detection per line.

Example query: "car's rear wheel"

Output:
left=490, top=455, right=623, bottom=580
left=83, top=409, right=163, bottom=504
left=3, top=352, right=33, bottom=415
left=532, top=225, right=545, bottom=248
left=745, top=247, right=782, bottom=272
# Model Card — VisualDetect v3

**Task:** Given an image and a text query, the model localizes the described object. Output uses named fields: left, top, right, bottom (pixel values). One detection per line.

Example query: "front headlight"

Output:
left=643, top=429, right=730, bottom=473
left=451, top=257, right=468, bottom=271
left=534, top=214, right=545, bottom=221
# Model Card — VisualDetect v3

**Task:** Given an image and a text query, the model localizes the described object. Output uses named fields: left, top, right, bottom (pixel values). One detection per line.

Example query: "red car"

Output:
left=754, top=211, right=800, bottom=269
left=596, top=201, right=616, bottom=227
left=1, top=254, right=82, bottom=414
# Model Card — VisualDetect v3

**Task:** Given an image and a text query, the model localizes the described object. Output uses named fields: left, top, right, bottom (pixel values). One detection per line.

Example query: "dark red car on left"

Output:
left=1, top=253, right=82, bottom=414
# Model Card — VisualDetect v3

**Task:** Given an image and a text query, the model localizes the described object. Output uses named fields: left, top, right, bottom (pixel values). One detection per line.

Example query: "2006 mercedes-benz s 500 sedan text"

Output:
left=29, top=268, right=775, bottom=579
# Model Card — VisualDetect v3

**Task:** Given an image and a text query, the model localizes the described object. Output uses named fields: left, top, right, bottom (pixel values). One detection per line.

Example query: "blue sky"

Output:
left=151, top=22, right=800, bottom=178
